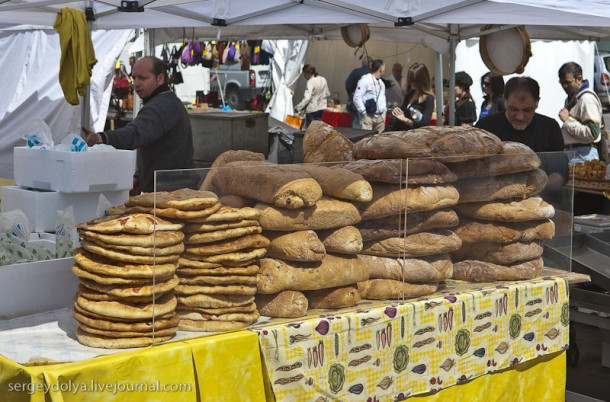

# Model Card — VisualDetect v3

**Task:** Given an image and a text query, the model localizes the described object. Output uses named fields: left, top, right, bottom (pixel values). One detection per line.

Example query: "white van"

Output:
left=594, top=52, right=610, bottom=109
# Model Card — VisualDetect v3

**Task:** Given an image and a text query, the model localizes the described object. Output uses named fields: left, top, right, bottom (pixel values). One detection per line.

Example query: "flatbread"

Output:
left=125, top=203, right=222, bottom=219
left=180, top=303, right=257, bottom=315
left=72, top=265, right=171, bottom=285
left=85, top=237, right=185, bottom=256
left=77, top=285, right=163, bottom=304
left=184, top=234, right=269, bottom=256
left=76, top=328, right=173, bottom=348
left=77, top=213, right=183, bottom=234
left=78, top=229, right=184, bottom=248
left=178, top=319, right=249, bottom=332
left=183, top=220, right=259, bottom=233
left=73, top=309, right=179, bottom=332
left=188, top=206, right=261, bottom=223
left=174, top=284, right=258, bottom=296
left=77, top=323, right=178, bottom=338
left=184, top=226, right=262, bottom=244
left=125, top=189, right=218, bottom=210
left=80, top=275, right=179, bottom=298
left=183, top=248, right=267, bottom=264
left=75, top=251, right=177, bottom=279
left=73, top=302, right=175, bottom=323
left=178, top=257, right=255, bottom=268
left=176, top=294, right=254, bottom=308
left=82, top=241, right=180, bottom=264
left=178, top=274, right=258, bottom=286
left=176, top=309, right=259, bottom=323
left=177, top=264, right=259, bottom=277
left=75, top=294, right=177, bottom=320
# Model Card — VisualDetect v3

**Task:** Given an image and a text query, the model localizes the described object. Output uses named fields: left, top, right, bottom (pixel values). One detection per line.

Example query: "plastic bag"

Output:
left=96, top=193, right=112, bottom=218
left=20, top=117, right=53, bottom=149
left=56, top=133, right=88, bottom=152
left=55, top=206, right=80, bottom=258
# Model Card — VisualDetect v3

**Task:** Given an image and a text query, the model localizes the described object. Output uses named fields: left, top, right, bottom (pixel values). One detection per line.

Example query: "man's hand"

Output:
left=81, top=126, right=100, bottom=146
left=558, top=108, right=570, bottom=122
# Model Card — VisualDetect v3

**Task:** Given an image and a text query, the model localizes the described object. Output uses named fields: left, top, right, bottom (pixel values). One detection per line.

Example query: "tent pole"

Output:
left=434, top=51, right=443, bottom=126
left=80, top=0, right=94, bottom=131
left=448, top=24, right=458, bottom=126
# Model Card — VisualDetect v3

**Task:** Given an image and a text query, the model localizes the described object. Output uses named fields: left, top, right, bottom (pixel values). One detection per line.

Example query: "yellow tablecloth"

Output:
left=256, top=277, right=570, bottom=401
left=0, top=330, right=265, bottom=402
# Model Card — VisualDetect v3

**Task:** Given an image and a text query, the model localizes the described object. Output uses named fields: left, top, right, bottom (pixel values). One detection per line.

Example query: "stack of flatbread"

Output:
left=73, top=213, right=184, bottom=348
left=177, top=205, right=266, bottom=331
left=447, top=141, right=554, bottom=282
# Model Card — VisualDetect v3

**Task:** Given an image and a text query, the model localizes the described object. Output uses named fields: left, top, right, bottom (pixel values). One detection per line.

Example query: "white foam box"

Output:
left=573, top=214, right=610, bottom=234
left=13, top=147, right=135, bottom=192
left=1, top=186, right=129, bottom=232
left=0, top=257, right=77, bottom=319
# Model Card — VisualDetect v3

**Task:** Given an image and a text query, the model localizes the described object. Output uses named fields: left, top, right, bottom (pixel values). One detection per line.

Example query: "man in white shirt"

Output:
left=353, top=59, right=387, bottom=133
left=386, top=63, right=405, bottom=106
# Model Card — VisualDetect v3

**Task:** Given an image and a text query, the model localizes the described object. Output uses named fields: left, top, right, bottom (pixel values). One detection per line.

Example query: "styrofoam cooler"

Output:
left=1, top=186, right=129, bottom=232
left=13, top=147, right=135, bottom=193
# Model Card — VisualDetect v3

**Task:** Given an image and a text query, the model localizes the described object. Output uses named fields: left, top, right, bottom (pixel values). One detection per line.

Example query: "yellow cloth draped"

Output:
left=53, top=8, right=97, bottom=105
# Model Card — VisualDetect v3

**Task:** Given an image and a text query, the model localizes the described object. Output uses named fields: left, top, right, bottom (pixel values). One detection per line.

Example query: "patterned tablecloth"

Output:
left=255, top=274, right=573, bottom=401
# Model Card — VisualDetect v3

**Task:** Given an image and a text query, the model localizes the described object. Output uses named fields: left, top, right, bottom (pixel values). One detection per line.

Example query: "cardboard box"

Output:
left=573, top=214, right=610, bottom=233
left=1, top=186, right=129, bottom=232
left=13, top=147, right=135, bottom=192
left=0, top=257, right=77, bottom=319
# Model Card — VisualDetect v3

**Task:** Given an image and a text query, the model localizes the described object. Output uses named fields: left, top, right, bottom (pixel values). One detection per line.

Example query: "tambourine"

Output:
left=479, top=25, right=532, bottom=75
left=341, top=24, right=371, bottom=48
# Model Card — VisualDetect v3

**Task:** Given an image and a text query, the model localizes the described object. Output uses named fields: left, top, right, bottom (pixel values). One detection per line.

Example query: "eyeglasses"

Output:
left=482, top=81, right=491, bottom=87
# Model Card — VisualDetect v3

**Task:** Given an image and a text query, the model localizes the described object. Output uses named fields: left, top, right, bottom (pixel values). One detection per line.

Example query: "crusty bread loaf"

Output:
left=218, top=195, right=257, bottom=208
left=316, top=226, right=362, bottom=255
left=291, top=164, right=372, bottom=201
left=455, top=196, right=555, bottom=222
left=357, top=280, right=438, bottom=300
left=211, top=160, right=323, bottom=209
left=255, top=291, right=308, bottom=318
left=359, top=253, right=453, bottom=283
left=256, top=197, right=361, bottom=231
left=454, top=218, right=555, bottom=244
left=265, top=230, right=326, bottom=261
left=452, top=258, right=543, bottom=282
left=338, top=159, right=457, bottom=184
left=303, top=121, right=354, bottom=162
left=201, top=150, right=266, bottom=192
left=456, top=169, right=547, bottom=203
left=353, top=126, right=502, bottom=161
left=304, top=285, right=361, bottom=309
left=257, top=255, right=369, bottom=293
left=359, top=184, right=459, bottom=220
left=446, top=141, right=540, bottom=178
left=451, top=241, right=543, bottom=264
left=357, top=209, right=459, bottom=242
left=361, top=229, right=462, bottom=258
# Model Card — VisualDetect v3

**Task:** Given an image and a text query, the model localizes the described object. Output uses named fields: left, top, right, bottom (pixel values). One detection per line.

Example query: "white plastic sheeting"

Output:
left=262, top=40, right=308, bottom=124
left=0, top=29, right=133, bottom=180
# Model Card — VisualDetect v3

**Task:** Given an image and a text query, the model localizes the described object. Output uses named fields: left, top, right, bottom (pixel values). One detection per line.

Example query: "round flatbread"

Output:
left=85, top=237, right=184, bottom=256
left=125, top=203, right=222, bottom=220
left=82, top=241, right=180, bottom=264
left=184, top=226, right=262, bottom=244
left=183, top=248, right=267, bottom=264
left=77, top=323, right=178, bottom=338
left=73, top=309, right=179, bottom=332
left=80, top=275, right=179, bottom=298
left=178, top=257, right=256, bottom=268
left=178, top=319, right=249, bottom=332
left=177, top=264, right=259, bottom=276
left=76, top=328, right=173, bottom=348
left=73, top=302, right=175, bottom=322
left=75, top=294, right=177, bottom=320
left=455, top=196, right=555, bottom=222
left=183, top=220, right=259, bottom=233
left=452, top=257, right=543, bottom=282
left=174, top=284, right=257, bottom=296
left=78, top=229, right=184, bottom=248
left=176, top=294, right=254, bottom=309
left=184, top=234, right=269, bottom=256
left=77, top=285, right=163, bottom=304
left=75, top=251, right=177, bottom=279
left=77, top=213, right=183, bottom=234
left=125, top=189, right=218, bottom=210
left=72, top=265, right=170, bottom=285
left=180, top=303, right=257, bottom=315
left=178, top=274, right=257, bottom=286
left=188, top=206, right=261, bottom=223
left=176, top=309, right=259, bottom=323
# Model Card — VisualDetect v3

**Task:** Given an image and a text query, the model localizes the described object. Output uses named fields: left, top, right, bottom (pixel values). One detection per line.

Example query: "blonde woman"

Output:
left=295, top=64, right=330, bottom=127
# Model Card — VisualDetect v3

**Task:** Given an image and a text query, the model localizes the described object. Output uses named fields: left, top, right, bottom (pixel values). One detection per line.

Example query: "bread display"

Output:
left=338, top=158, right=457, bottom=185
left=255, top=291, right=309, bottom=318
left=456, top=169, right=547, bottom=203
left=304, top=285, right=361, bottom=309
left=303, top=120, right=354, bottom=163
left=316, top=226, right=363, bottom=255
left=357, top=280, right=439, bottom=300
left=265, top=230, right=326, bottom=262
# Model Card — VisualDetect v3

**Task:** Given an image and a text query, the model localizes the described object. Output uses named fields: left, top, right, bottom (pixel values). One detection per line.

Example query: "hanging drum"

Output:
left=479, top=25, right=532, bottom=75
left=341, top=24, right=371, bottom=48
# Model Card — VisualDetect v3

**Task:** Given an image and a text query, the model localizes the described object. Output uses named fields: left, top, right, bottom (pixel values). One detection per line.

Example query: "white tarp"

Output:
left=0, top=29, right=133, bottom=179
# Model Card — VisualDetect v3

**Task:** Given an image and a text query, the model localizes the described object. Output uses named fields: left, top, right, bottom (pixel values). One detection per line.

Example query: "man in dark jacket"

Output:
left=83, top=56, right=194, bottom=193
left=345, top=57, right=372, bottom=128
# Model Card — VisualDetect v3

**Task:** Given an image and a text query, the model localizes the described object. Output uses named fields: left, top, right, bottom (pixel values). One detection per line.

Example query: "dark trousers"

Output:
left=305, top=110, right=323, bottom=127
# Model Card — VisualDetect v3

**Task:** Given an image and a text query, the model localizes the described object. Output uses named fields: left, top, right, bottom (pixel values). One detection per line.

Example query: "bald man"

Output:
left=386, top=62, right=405, bottom=105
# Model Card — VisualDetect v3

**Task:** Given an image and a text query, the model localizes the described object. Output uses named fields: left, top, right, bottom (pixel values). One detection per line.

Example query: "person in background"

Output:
left=479, top=71, right=505, bottom=121
left=386, top=62, right=405, bottom=106
left=387, top=62, right=435, bottom=131
left=128, top=56, right=136, bottom=77
left=558, top=61, right=603, bottom=163
left=353, top=59, right=387, bottom=134
left=345, top=56, right=372, bottom=128
left=450, top=71, right=477, bottom=126
left=82, top=56, right=194, bottom=194
left=294, top=64, right=330, bottom=128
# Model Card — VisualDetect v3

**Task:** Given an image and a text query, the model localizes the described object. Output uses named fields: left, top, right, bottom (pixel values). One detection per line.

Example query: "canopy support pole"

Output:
left=448, top=24, right=458, bottom=126
left=434, top=51, right=443, bottom=126
left=80, top=1, right=94, bottom=131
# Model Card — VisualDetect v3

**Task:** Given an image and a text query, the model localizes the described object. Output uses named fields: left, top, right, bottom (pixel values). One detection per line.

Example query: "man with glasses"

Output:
left=558, top=61, right=604, bottom=163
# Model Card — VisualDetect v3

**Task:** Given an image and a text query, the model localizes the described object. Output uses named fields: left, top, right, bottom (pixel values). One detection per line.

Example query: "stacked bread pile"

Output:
left=73, top=213, right=184, bottom=348
left=339, top=126, right=501, bottom=299
left=202, top=148, right=372, bottom=317
left=123, top=188, right=264, bottom=332
left=445, top=141, right=555, bottom=282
